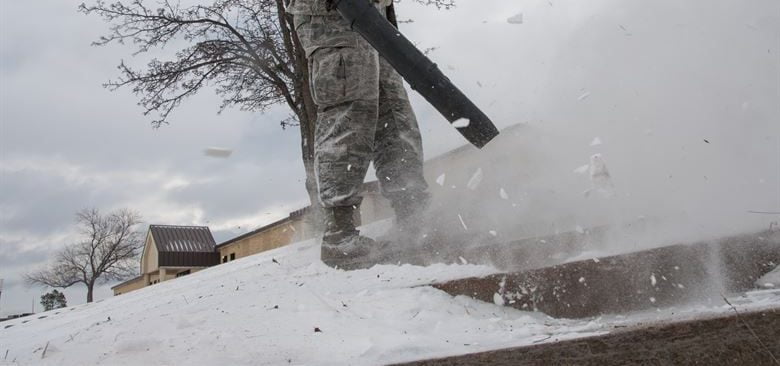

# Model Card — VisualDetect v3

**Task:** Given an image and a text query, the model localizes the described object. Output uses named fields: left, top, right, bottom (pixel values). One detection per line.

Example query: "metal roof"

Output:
left=149, top=225, right=216, bottom=253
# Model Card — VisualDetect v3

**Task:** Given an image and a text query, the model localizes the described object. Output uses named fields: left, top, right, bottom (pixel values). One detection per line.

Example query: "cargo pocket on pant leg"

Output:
left=309, top=47, right=349, bottom=107
left=309, top=46, right=380, bottom=107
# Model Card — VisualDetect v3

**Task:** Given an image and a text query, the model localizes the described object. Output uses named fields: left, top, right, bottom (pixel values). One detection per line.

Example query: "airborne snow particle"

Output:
left=649, top=297, right=656, bottom=303
left=588, top=154, right=616, bottom=198
left=452, top=118, right=471, bottom=128
left=204, top=147, right=233, bottom=158
left=457, top=214, right=468, bottom=231
left=575, top=225, right=585, bottom=234
left=507, top=13, right=523, bottom=25
left=489, top=230, right=498, bottom=237
left=499, top=188, right=509, bottom=200
left=467, top=168, right=484, bottom=190
left=578, top=277, right=585, bottom=283
left=493, top=293, right=505, bottom=306
left=347, top=164, right=352, bottom=171
left=590, top=137, right=602, bottom=146
left=436, top=174, right=446, bottom=186
left=577, top=91, right=591, bottom=101
left=459, top=256, right=468, bottom=265
left=650, top=274, right=657, bottom=286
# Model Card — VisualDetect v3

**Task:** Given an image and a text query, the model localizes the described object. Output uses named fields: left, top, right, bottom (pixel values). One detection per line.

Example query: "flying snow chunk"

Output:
left=756, top=265, right=780, bottom=289
left=493, top=292, right=505, bottom=306
left=436, top=173, right=446, bottom=186
left=650, top=273, right=657, bottom=286
left=467, top=168, right=484, bottom=190
left=573, top=164, right=590, bottom=174
left=586, top=154, right=616, bottom=198
left=458, top=214, right=469, bottom=231
left=507, top=12, right=523, bottom=24
left=452, top=118, right=471, bottom=128
left=590, top=137, right=602, bottom=146
left=578, top=91, right=591, bottom=101
left=499, top=188, right=509, bottom=200
left=489, top=230, right=498, bottom=237
left=204, top=147, right=233, bottom=158
left=459, top=256, right=469, bottom=265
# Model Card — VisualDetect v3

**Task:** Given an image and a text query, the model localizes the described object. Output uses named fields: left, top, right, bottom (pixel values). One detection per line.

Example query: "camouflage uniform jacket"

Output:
left=286, top=0, right=393, bottom=15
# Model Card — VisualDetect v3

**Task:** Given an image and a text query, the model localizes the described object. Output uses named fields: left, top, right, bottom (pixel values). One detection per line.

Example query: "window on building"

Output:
left=230, top=253, right=236, bottom=261
left=176, top=270, right=191, bottom=278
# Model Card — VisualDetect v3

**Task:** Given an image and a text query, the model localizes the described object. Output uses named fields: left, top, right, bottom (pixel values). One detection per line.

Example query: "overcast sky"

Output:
left=1, top=0, right=778, bottom=315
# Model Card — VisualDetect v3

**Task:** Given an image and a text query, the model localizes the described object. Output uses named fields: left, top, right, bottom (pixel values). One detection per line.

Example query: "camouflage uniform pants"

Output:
left=294, top=12, right=429, bottom=212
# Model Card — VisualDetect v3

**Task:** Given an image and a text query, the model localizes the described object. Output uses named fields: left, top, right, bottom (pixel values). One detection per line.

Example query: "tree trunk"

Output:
left=86, top=282, right=95, bottom=303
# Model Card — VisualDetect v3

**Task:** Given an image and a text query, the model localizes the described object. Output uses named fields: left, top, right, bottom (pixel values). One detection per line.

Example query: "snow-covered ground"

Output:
left=1, top=236, right=778, bottom=366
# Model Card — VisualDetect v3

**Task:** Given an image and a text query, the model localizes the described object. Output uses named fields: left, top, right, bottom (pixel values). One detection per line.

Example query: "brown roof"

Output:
left=150, top=225, right=216, bottom=253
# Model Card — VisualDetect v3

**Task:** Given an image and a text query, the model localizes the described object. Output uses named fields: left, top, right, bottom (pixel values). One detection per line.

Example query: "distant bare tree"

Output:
left=26, top=208, right=143, bottom=303
left=78, top=0, right=456, bottom=227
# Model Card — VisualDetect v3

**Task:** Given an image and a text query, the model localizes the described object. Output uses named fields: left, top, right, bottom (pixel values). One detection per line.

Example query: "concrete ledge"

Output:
left=434, top=231, right=779, bottom=318
left=391, top=307, right=780, bottom=366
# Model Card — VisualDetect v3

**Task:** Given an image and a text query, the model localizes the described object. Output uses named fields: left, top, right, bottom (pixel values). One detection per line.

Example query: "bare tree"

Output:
left=26, top=208, right=143, bottom=303
left=78, top=0, right=456, bottom=227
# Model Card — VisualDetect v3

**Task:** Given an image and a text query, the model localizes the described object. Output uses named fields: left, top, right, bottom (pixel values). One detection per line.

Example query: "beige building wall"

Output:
left=112, top=277, right=145, bottom=296
left=218, top=218, right=308, bottom=261
left=112, top=267, right=208, bottom=296
left=141, top=232, right=159, bottom=274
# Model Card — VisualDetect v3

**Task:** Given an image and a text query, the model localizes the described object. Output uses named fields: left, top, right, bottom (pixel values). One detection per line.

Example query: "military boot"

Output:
left=321, top=206, right=391, bottom=270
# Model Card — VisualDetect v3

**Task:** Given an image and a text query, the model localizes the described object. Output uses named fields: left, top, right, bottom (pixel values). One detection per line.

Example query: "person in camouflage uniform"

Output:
left=287, top=0, right=429, bottom=269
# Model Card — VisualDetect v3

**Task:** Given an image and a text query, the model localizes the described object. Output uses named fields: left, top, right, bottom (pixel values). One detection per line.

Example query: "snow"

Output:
left=590, top=137, right=602, bottom=146
left=451, top=118, right=470, bottom=128
left=586, top=153, right=616, bottom=198
left=457, top=214, right=469, bottom=231
left=573, top=164, right=590, bottom=174
left=466, top=168, right=483, bottom=190
left=499, top=188, right=509, bottom=200
left=756, top=265, right=780, bottom=288
left=203, top=147, right=233, bottom=158
left=2, top=236, right=779, bottom=365
left=435, top=173, right=446, bottom=186
left=507, top=13, right=523, bottom=25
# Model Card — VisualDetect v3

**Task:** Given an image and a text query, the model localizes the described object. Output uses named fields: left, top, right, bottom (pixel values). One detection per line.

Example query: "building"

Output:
left=217, top=208, right=312, bottom=264
left=112, top=225, right=220, bottom=295
left=112, top=124, right=527, bottom=295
